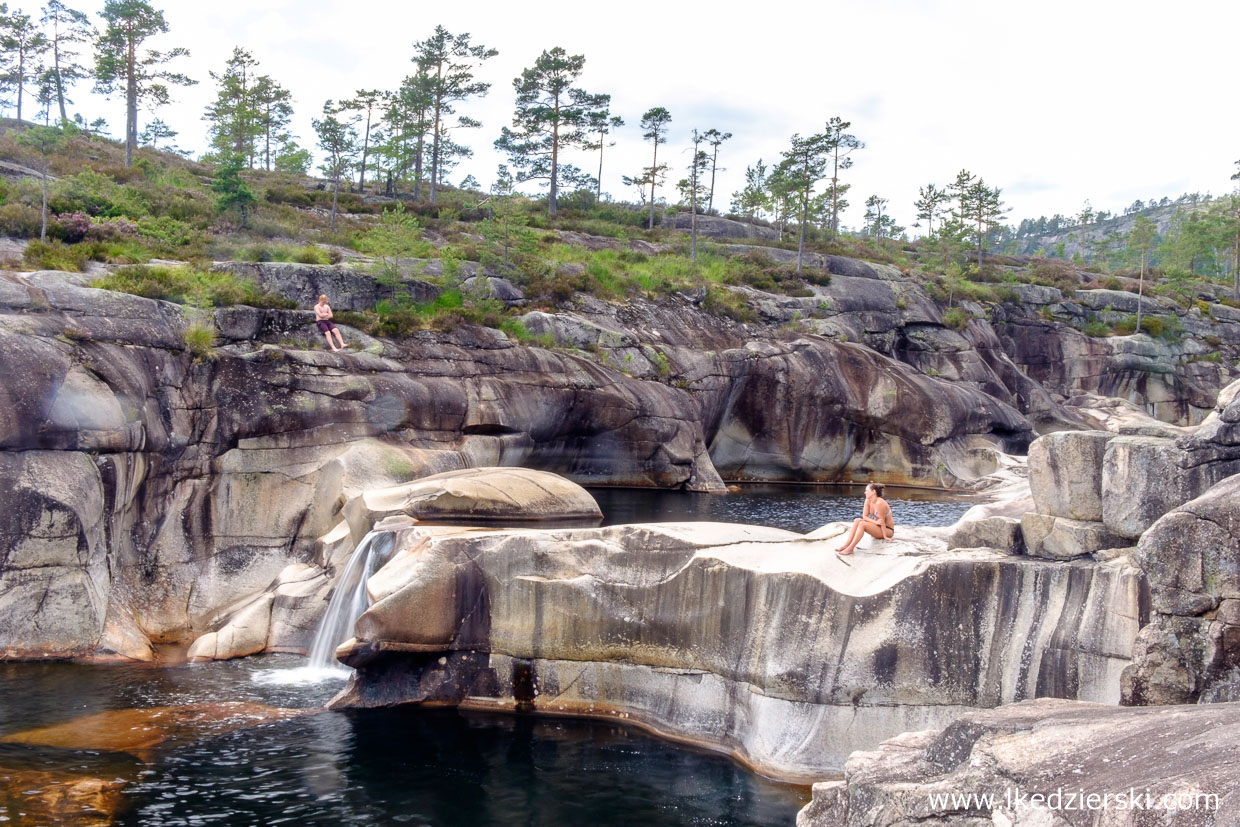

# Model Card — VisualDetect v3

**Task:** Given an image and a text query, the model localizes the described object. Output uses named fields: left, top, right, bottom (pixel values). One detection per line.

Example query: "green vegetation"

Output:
left=91, top=265, right=294, bottom=308
left=941, top=307, right=970, bottom=331
left=182, top=321, right=216, bottom=359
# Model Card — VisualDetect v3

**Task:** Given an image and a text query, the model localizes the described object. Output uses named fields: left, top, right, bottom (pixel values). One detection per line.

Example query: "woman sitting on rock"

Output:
left=314, top=294, right=345, bottom=352
left=835, top=483, right=894, bottom=556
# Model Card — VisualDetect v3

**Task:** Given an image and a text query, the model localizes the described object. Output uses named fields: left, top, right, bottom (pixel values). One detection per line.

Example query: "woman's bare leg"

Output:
left=836, top=519, right=864, bottom=553
left=840, top=521, right=886, bottom=555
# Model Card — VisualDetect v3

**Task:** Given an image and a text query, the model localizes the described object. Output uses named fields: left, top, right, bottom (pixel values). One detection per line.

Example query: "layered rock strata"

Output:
left=0, top=264, right=1040, bottom=661
left=796, top=698, right=1240, bottom=826
left=326, top=521, right=1145, bottom=780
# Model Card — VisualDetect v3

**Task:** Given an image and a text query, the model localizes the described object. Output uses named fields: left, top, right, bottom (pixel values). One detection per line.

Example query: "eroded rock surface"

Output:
left=796, top=698, right=1240, bottom=826
left=327, top=521, right=1145, bottom=779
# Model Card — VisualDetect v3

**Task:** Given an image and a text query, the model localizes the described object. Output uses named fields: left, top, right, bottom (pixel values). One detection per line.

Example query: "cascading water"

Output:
left=254, top=527, right=400, bottom=685
left=307, top=529, right=394, bottom=671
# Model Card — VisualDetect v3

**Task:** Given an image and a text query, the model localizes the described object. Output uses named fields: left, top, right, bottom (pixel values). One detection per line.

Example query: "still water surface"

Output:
left=0, top=485, right=974, bottom=825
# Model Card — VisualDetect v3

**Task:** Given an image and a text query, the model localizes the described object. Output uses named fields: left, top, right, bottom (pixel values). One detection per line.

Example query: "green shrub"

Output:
left=92, top=265, right=294, bottom=308
left=1027, top=258, right=1080, bottom=296
left=0, top=203, right=44, bottom=237
left=942, top=307, right=970, bottom=330
left=702, top=285, right=756, bottom=323
left=1082, top=320, right=1110, bottom=338
left=183, top=322, right=216, bottom=359
left=23, top=240, right=88, bottom=272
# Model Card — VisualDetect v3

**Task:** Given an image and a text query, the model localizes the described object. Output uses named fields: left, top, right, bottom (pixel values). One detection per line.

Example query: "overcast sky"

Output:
left=30, top=0, right=1240, bottom=231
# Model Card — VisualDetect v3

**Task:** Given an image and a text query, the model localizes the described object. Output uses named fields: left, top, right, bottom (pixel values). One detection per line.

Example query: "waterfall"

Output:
left=307, top=529, right=395, bottom=671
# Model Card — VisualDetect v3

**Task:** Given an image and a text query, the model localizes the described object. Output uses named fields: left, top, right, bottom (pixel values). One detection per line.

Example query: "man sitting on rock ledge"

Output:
left=835, top=482, right=895, bottom=556
left=314, top=294, right=345, bottom=352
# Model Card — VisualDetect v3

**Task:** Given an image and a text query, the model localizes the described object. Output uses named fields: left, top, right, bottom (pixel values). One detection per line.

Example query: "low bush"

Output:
left=0, top=203, right=44, bottom=237
left=23, top=240, right=89, bottom=272
left=91, top=265, right=294, bottom=308
left=1027, top=258, right=1080, bottom=296
left=183, top=322, right=216, bottom=359
left=702, top=285, right=756, bottom=323
left=941, top=307, right=971, bottom=331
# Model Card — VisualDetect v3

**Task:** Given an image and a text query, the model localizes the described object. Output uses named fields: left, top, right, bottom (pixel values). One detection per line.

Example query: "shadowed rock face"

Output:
left=327, top=522, right=1145, bottom=779
left=0, top=262, right=1045, bottom=661
left=796, top=698, right=1240, bottom=826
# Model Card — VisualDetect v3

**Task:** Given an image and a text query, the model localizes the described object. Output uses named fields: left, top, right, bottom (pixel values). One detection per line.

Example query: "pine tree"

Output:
left=494, top=47, right=597, bottom=216
left=39, top=1, right=93, bottom=123
left=959, top=178, right=1006, bottom=270
left=702, top=128, right=731, bottom=214
left=93, top=0, right=194, bottom=167
left=379, top=71, right=434, bottom=198
left=203, top=47, right=260, bottom=161
left=584, top=100, right=622, bottom=203
left=730, top=159, right=769, bottom=219
left=138, top=116, right=175, bottom=149
left=1, top=8, right=49, bottom=122
left=678, top=129, right=709, bottom=262
left=411, top=25, right=496, bottom=204
left=823, top=116, right=862, bottom=236
left=1128, top=215, right=1156, bottom=330
left=16, top=119, right=72, bottom=241
left=776, top=130, right=830, bottom=272
left=313, top=100, right=358, bottom=232
left=211, top=153, right=256, bottom=228
left=639, top=106, right=671, bottom=230
left=914, top=183, right=950, bottom=236
left=343, top=89, right=383, bottom=193
left=252, top=74, right=292, bottom=171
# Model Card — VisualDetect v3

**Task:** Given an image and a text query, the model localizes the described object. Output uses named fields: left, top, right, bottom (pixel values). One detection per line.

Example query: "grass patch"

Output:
left=183, top=322, right=216, bottom=359
left=23, top=239, right=89, bottom=272
left=941, top=307, right=971, bottom=330
left=91, top=265, right=295, bottom=308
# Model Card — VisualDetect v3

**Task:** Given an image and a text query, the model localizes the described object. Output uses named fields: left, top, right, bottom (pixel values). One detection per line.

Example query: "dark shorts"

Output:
left=316, top=320, right=337, bottom=333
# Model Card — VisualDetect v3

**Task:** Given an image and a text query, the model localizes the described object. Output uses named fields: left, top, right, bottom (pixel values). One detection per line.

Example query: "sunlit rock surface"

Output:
left=795, top=698, right=1240, bottom=826
left=327, top=521, right=1144, bottom=779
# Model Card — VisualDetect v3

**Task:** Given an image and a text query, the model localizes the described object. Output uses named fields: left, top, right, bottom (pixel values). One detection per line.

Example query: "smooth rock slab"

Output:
left=352, top=466, right=602, bottom=523
left=329, top=522, right=1146, bottom=779
left=1028, top=430, right=1113, bottom=522
left=1021, top=513, right=1127, bottom=560
left=796, top=698, right=1240, bottom=826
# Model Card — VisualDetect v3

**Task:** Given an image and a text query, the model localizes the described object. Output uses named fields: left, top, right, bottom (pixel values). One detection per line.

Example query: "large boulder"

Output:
left=796, top=698, right=1240, bottom=826
left=328, top=522, right=1145, bottom=779
left=1122, top=474, right=1240, bottom=706
left=348, top=467, right=601, bottom=525
left=1028, top=431, right=1113, bottom=521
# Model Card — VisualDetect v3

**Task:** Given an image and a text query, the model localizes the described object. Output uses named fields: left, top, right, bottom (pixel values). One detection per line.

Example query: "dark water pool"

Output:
left=589, top=483, right=979, bottom=534
left=1, top=486, right=977, bottom=825
left=0, top=657, right=809, bottom=826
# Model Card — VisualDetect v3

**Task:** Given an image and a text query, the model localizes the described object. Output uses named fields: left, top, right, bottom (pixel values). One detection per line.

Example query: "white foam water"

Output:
left=253, top=530, right=397, bottom=686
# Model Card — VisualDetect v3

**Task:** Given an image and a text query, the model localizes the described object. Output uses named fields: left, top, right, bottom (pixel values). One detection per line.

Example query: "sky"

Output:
left=26, top=0, right=1240, bottom=232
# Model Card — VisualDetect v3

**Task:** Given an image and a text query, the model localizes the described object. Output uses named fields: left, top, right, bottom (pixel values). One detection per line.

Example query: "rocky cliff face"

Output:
left=1, top=244, right=1236, bottom=664
left=325, top=521, right=1144, bottom=780
left=796, top=698, right=1240, bottom=826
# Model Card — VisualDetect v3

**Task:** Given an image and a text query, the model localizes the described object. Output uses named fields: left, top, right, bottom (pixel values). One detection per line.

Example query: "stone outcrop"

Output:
left=796, top=698, right=1240, bottom=826
left=662, top=213, right=780, bottom=240
left=1121, top=472, right=1240, bottom=706
left=326, top=521, right=1145, bottom=780
left=1, top=244, right=1236, bottom=664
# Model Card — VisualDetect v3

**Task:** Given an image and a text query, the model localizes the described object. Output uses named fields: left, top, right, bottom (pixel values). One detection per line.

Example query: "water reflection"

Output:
left=1, top=658, right=807, bottom=826
left=589, top=483, right=978, bottom=533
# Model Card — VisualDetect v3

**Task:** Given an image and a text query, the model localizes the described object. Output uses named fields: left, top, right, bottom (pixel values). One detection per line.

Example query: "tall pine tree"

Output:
left=93, top=0, right=194, bottom=166
left=495, top=47, right=599, bottom=216
left=411, top=25, right=496, bottom=204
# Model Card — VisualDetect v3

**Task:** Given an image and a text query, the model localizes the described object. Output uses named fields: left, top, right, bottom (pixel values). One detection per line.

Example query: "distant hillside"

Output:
left=996, top=196, right=1220, bottom=260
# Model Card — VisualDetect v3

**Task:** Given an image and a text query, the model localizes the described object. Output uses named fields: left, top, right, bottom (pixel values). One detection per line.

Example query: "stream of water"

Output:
left=0, top=485, right=977, bottom=825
